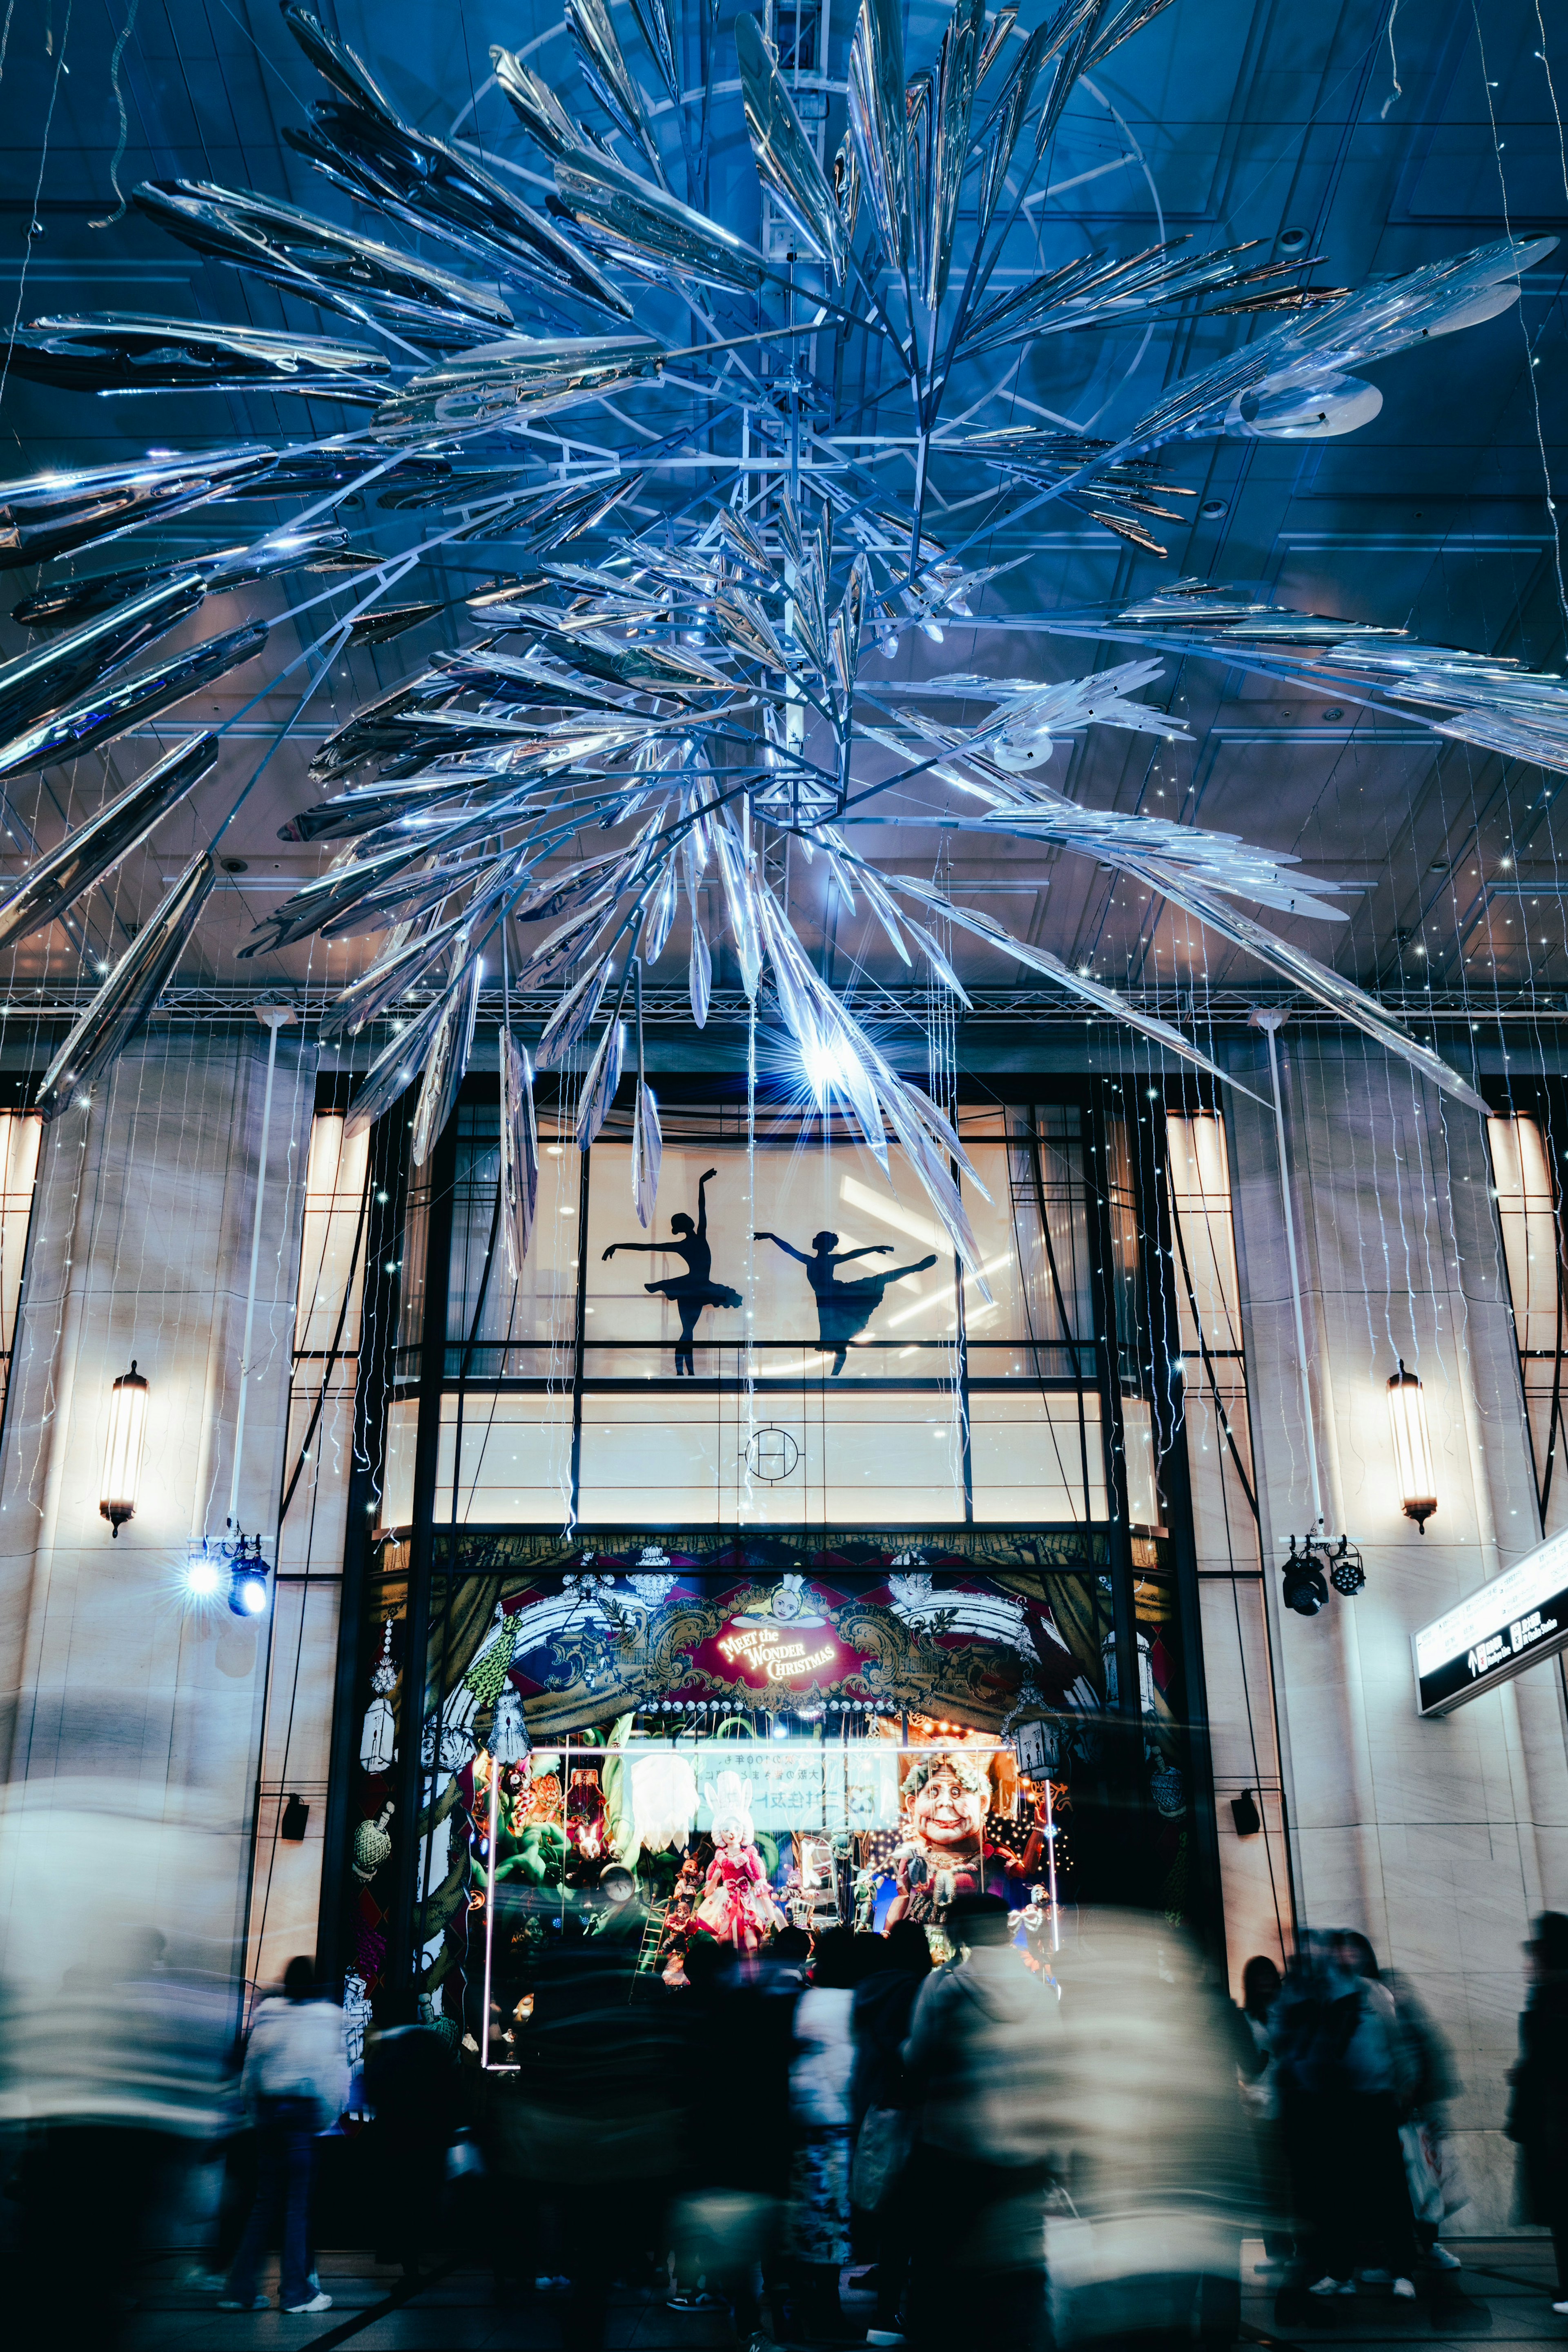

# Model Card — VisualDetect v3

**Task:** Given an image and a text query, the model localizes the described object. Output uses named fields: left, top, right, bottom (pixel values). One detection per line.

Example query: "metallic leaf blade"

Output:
left=924, top=0, right=985, bottom=309
left=643, top=860, right=678, bottom=963
left=320, top=908, right=472, bottom=1039
left=632, top=1074, right=663, bottom=1227
left=4, top=314, right=388, bottom=398
left=688, top=888, right=711, bottom=1027
left=499, top=1027, right=540, bottom=1282
left=628, top=0, right=680, bottom=101
left=846, top=0, right=909, bottom=275
left=0, top=732, right=218, bottom=956
left=736, top=13, right=847, bottom=282
left=555, top=150, right=767, bottom=294
left=536, top=959, right=612, bottom=1070
left=0, top=444, right=274, bottom=570
left=135, top=178, right=515, bottom=346
left=411, top=956, right=482, bottom=1165
left=36, top=853, right=215, bottom=1119
left=0, top=573, right=205, bottom=741
left=0, top=622, right=265, bottom=784
left=344, top=993, right=451, bottom=1139
left=575, top=1018, right=626, bottom=1149
left=373, top=335, right=665, bottom=439
left=566, top=0, right=663, bottom=172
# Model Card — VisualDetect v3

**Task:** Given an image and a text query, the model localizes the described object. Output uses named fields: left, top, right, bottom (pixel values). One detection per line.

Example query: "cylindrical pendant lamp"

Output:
left=1387, top=1359, right=1437, bottom=1532
left=99, top=1359, right=148, bottom=1536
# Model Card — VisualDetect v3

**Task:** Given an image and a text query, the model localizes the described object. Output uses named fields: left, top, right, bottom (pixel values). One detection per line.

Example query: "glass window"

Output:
left=295, top=1114, right=370, bottom=1354
left=278, top=1109, right=370, bottom=1572
left=448, top=1105, right=581, bottom=1378
left=435, top=1392, right=575, bottom=1525
left=378, top=1396, right=419, bottom=1536
left=584, top=1134, right=964, bottom=1380
left=1165, top=1114, right=1243, bottom=1356
left=1489, top=1113, right=1568, bottom=1528
left=421, top=1096, right=1150, bottom=1535
left=970, top=1390, right=1106, bottom=1523
left=0, top=1111, right=41, bottom=1436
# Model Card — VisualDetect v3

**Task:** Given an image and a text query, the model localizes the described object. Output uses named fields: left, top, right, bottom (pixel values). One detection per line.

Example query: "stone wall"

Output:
left=1225, top=1028, right=1568, bottom=2233
left=0, top=1026, right=317, bottom=2014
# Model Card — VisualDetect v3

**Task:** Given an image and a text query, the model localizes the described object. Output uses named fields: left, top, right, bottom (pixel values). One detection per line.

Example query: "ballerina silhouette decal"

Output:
left=753, top=1229, right=938, bottom=1376
left=602, top=1168, right=742, bottom=1376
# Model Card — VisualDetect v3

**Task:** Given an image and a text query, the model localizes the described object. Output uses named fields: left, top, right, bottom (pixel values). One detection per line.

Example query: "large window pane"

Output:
left=0, top=1110, right=40, bottom=1432
left=970, top=1390, right=1106, bottom=1523
left=448, top=1105, right=581, bottom=1376
left=584, top=1136, right=963, bottom=1379
left=575, top=1387, right=968, bottom=1526
left=1165, top=1114, right=1243, bottom=1358
left=435, top=1393, right=574, bottom=1524
left=295, top=1114, right=370, bottom=1354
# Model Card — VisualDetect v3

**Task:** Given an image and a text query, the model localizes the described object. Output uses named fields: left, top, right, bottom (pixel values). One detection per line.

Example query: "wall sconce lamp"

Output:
left=1388, top=1359, right=1438, bottom=1531
left=99, top=1359, right=148, bottom=1535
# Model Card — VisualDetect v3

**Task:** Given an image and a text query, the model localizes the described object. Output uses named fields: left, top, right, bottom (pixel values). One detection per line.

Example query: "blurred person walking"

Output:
left=850, top=1921, right=932, bottom=2345
left=364, top=1987, right=458, bottom=2283
left=5, top=1919, right=232, bottom=2343
left=790, top=1925, right=864, bottom=2343
left=1507, top=1910, right=1568, bottom=2315
left=902, top=1894, right=1059, bottom=2352
left=220, top=1955, right=348, bottom=2314
left=670, top=1932, right=795, bottom=2338
left=1340, top=1932, right=1468, bottom=2276
left=1239, top=1956, right=1292, bottom=2272
left=1240, top=1956, right=1282, bottom=2108
left=1047, top=1911, right=1263, bottom=2352
left=507, top=1926, right=683, bottom=2351
left=1273, top=1932, right=1418, bottom=2302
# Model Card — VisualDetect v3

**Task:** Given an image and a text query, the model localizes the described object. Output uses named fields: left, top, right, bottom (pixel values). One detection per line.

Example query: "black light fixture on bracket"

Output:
left=1281, top=1532, right=1367, bottom=1617
left=226, top=1531, right=270, bottom=1618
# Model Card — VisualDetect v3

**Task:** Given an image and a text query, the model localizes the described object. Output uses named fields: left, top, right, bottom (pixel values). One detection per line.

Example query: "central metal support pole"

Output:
left=227, top=1004, right=295, bottom=1532
left=1251, top=1009, right=1325, bottom=1534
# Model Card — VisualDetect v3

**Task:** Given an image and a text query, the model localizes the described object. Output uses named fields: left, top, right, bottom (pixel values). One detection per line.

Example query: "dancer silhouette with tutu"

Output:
left=602, top=1167, right=742, bottom=1376
left=753, top=1227, right=938, bottom=1375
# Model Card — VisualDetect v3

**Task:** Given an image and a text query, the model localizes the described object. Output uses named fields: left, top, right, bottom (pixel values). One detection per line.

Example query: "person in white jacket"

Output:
left=220, top=1956, right=350, bottom=2314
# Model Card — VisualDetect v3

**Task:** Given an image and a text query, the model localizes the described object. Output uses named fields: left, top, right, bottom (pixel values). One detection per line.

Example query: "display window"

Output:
left=340, top=1537, right=1194, bottom=2075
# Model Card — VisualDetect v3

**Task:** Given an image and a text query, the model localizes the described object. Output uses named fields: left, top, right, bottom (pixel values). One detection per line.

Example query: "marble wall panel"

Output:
left=1224, top=1030, right=1568, bottom=2230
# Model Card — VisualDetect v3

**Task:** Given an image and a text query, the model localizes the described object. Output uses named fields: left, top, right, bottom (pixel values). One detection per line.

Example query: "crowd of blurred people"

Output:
left=23, top=1897, right=1568, bottom=2344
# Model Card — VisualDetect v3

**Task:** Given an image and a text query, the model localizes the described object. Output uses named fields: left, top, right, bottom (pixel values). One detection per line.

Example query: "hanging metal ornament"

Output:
left=9, top=0, right=1554, bottom=1190
left=352, top=1799, right=396, bottom=1882
left=359, top=1617, right=397, bottom=1771
left=489, top=1680, right=532, bottom=1768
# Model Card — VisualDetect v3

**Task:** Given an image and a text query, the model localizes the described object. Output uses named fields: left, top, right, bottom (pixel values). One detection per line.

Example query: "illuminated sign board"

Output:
left=713, top=1621, right=842, bottom=1687
left=1412, top=1530, right=1568, bottom=1717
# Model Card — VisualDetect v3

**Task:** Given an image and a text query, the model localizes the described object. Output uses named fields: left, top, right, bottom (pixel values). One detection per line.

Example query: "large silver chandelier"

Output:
left=0, top=0, right=1560, bottom=1278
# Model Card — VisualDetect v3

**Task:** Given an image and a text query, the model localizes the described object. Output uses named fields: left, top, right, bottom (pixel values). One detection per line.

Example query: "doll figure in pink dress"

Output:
left=697, top=1812, right=773, bottom=1950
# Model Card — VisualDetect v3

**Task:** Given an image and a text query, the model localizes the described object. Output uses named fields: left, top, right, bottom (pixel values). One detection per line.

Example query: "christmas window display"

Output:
left=339, top=1531, right=1190, bottom=2063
